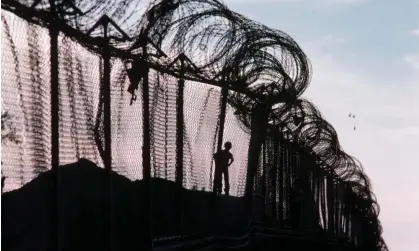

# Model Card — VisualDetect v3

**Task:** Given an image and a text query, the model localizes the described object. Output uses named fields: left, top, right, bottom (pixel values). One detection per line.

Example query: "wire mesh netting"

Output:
left=1, top=10, right=251, bottom=196
left=252, top=137, right=366, bottom=241
left=147, top=73, right=251, bottom=195
left=57, top=36, right=102, bottom=167
left=2, top=11, right=52, bottom=190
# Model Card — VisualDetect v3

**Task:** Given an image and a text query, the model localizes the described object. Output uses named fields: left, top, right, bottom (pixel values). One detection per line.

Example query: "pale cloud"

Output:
left=404, top=54, right=419, bottom=70
left=411, top=28, right=419, bottom=37
left=301, top=39, right=419, bottom=251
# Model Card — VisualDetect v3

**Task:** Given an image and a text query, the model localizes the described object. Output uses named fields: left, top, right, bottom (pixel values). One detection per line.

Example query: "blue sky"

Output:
left=225, top=0, right=419, bottom=250
left=227, top=0, right=418, bottom=77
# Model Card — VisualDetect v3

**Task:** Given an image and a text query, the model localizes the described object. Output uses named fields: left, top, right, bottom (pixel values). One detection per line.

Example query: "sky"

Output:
left=224, top=0, right=419, bottom=250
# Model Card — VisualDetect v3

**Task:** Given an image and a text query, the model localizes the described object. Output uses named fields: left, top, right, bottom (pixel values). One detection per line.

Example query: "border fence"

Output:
left=1, top=1, right=387, bottom=251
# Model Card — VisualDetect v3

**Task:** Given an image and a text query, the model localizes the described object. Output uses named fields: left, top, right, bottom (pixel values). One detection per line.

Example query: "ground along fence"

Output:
left=1, top=1, right=387, bottom=251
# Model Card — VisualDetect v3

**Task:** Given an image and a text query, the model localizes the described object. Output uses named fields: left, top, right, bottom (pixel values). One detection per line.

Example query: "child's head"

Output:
left=224, top=141, right=232, bottom=150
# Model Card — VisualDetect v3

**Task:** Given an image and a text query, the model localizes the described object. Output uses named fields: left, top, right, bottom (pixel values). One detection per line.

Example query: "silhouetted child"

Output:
left=213, top=142, right=234, bottom=196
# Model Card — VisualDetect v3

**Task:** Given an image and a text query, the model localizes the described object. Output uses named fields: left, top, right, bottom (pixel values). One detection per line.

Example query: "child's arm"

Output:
left=228, top=155, right=234, bottom=166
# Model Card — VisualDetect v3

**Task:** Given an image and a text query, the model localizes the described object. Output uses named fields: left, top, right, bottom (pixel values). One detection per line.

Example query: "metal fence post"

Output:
left=271, top=135, right=279, bottom=223
left=327, top=174, right=335, bottom=234
left=140, top=34, right=153, bottom=251
left=87, top=15, right=130, bottom=251
left=48, top=0, right=59, bottom=169
left=176, top=54, right=185, bottom=234
left=128, top=31, right=166, bottom=250
left=217, top=82, right=229, bottom=153
left=245, top=102, right=271, bottom=218
left=45, top=1, right=60, bottom=250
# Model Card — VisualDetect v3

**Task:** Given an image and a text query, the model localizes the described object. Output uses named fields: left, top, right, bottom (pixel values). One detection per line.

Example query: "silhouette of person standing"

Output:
left=213, top=142, right=234, bottom=195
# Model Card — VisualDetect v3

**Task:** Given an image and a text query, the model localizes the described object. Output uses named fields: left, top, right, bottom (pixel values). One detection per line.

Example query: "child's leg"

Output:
left=223, top=169, right=230, bottom=195
left=213, top=168, right=222, bottom=194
